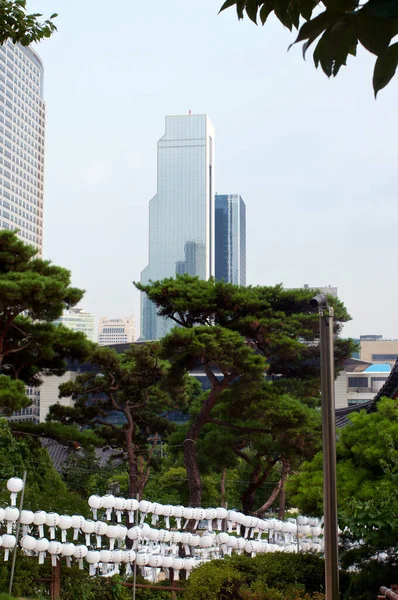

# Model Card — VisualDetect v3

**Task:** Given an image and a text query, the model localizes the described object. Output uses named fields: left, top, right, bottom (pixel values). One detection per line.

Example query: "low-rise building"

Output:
left=98, top=317, right=135, bottom=346
left=335, top=360, right=391, bottom=409
left=54, top=308, right=96, bottom=342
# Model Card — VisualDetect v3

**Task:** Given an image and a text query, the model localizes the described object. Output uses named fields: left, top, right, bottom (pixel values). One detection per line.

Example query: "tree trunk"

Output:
left=278, top=485, right=286, bottom=520
left=220, top=467, right=227, bottom=508
left=254, top=479, right=282, bottom=516
left=183, top=437, right=202, bottom=507
left=183, top=383, right=229, bottom=506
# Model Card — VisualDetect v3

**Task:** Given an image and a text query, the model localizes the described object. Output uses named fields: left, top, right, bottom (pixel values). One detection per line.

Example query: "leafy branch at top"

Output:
left=0, top=0, right=57, bottom=46
left=219, top=0, right=398, bottom=95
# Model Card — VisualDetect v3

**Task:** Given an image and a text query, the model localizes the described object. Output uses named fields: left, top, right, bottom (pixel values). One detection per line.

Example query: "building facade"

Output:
left=215, top=194, right=246, bottom=286
left=54, top=308, right=96, bottom=342
left=335, top=361, right=391, bottom=409
left=360, top=336, right=398, bottom=365
left=98, top=317, right=135, bottom=346
left=0, top=41, right=45, bottom=253
left=140, top=114, right=215, bottom=340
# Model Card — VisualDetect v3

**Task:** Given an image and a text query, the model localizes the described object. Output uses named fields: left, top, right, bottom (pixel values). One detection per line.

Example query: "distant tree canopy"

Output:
left=0, top=0, right=57, bottom=45
left=220, top=0, right=398, bottom=95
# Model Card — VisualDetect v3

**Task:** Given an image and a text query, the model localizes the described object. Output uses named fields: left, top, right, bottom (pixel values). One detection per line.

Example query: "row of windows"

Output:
left=348, top=376, right=388, bottom=388
left=348, top=399, right=370, bottom=407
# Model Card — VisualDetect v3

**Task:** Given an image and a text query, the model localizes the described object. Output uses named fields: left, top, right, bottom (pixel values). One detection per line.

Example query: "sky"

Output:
left=31, top=0, right=398, bottom=339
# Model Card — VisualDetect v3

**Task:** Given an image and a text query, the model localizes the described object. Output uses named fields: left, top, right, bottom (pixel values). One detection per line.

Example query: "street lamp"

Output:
left=310, top=294, right=339, bottom=600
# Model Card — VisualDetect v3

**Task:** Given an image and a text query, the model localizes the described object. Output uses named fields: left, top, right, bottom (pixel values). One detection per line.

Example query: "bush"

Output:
left=183, top=553, right=328, bottom=600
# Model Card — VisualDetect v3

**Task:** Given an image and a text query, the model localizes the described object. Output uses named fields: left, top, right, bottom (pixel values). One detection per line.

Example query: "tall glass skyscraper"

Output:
left=140, top=114, right=215, bottom=340
left=0, top=41, right=45, bottom=254
left=215, top=194, right=246, bottom=287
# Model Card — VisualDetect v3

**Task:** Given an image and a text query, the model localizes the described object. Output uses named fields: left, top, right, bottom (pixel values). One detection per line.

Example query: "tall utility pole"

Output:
left=310, top=294, right=339, bottom=600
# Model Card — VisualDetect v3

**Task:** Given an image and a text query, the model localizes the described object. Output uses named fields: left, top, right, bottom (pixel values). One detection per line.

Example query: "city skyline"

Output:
left=140, top=114, right=215, bottom=340
left=24, top=0, right=398, bottom=339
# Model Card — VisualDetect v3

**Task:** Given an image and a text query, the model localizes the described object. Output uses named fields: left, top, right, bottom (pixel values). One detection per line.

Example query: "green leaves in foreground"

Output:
left=219, top=0, right=398, bottom=95
left=0, top=0, right=57, bottom=46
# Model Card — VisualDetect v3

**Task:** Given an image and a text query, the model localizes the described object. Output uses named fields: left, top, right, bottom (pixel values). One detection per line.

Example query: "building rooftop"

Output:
left=363, top=364, right=391, bottom=373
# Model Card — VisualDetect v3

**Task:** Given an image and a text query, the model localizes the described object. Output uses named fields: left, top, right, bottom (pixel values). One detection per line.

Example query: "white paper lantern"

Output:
left=215, top=507, right=227, bottom=531
left=117, top=525, right=127, bottom=542
left=114, top=498, right=127, bottom=523
left=0, top=508, right=5, bottom=522
left=182, top=506, right=195, bottom=529
left=81, top=519, right=95, bottom=546
left=183, top=556, right=195, bottom=578
left=5, top=506, right=19, bottom=534
left=162, top=554, right=173, bottom=570
left=34, top=511, right=48, bottom=538
left=138, top=500, right=153, bottom=523
left=35, top=537, right=49, bottom=564
left=226, top=534, right=238, bottom=555
left=61, top=542, right=76, bottom=567
left=125, top=498, right=139, bottom=522
left=100, top=549, right=112, bottom=574
left=93, top=521, right=108, bottom=548
left=151, top=502, right=163, bottom=526
left=20, top=509, right=34, bottom=536
left=204, top=508, right=216, bottom=530
left=171, top=556, right=184, bottom=580
left=140, top=523, right=151, bottom=538
left=2, top=534, right=16, bottom=561
left=311, top=526, right=322, bottom=537
left=74, top=544, right=88, bottom=569
left=127, top=526, right=141, bottom=542
left=160, top=504, right=174, bottom=529
left=217, top=531, right=229, bottom=551
left=147, top=528, right=159, bottom=542
left=88, top=495, right=103, bottom=520
left=193, top=507, right=206, bottom=530
left=172, top=506, right=184, bottom=529
left=227, top=510, right=239, bottom=533
left=71, top=515, right=85, bottom=540
left=148, top=553, right=163, bottom=568
left=7, top=478, right=24, bottom=506
left=158, top=529, right=172, bottom=543
left=297, top=516, right=308, bottom=526
left=135, top=550, right=149, bottom=566
left=111, top=549, right=123, bottom=574
left=122, top=549, right=136, bottom=575
left=106, top=525, right=119, bottom=550
left=235, top=537, right=246, bottom=555
left=48, top=541, right=62, bottom=567
left=46, top=512, right=60, bottom=540
left=58, top=515, right=73, bottom=542
left=181, top=532, right=192, bottom=554
left=86, top=550, right=101, bottom=576
left=102, top=494, right=115, bottom=520
left=20, top=535, right=36, bottom=552
left=299, top=525, right=311, bottom=536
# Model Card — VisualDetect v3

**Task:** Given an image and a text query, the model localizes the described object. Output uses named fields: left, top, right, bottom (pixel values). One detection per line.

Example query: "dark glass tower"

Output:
left=215, top=194, right=246, bottom=286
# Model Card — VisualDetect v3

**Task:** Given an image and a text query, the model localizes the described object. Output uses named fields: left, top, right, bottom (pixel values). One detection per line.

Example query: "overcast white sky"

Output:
left=32, top=0, right=398, bottom=339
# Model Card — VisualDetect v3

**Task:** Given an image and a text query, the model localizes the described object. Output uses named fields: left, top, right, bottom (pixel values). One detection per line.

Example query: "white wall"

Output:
left=39, top=371, right=77, bottom=422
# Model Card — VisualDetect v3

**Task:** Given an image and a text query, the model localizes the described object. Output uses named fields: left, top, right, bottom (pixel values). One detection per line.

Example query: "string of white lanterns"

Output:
left=0, top=477, right=336, bottom=581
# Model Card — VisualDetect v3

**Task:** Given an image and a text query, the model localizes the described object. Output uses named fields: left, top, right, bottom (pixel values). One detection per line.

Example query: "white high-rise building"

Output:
left=140, top=114, right=215, bottom=340
left=54, top=308, right=96, bottom=342
left=0, top=41, right=45, bottom=253
left=98, top=317, right=135, bottom=346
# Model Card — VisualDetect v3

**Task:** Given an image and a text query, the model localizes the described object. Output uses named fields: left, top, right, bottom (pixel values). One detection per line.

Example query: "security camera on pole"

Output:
left=310, top=294, right=339, bottom=600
